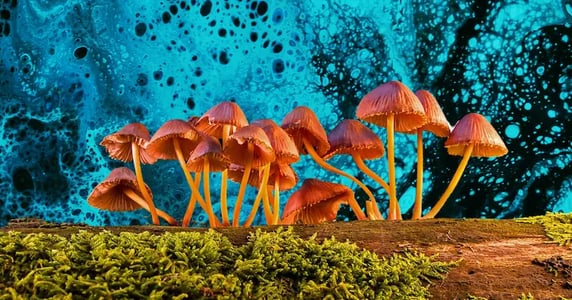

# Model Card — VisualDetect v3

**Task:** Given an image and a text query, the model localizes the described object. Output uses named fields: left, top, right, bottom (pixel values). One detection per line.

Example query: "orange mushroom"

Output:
left=224, top=125, right=275, bottom=226
left=99, top=123, right=160, bottom=225
left=410, top=90, right=451, bottom=219
left=281, top=179, right=354, bottom=225
left=422, top=113, right=508, bottom=219
left=324, top=119, right=389, bottom=219
left=183, top=134, right=230, bottom=227
left=356, top=81, right=427, bottom=220
left=145, top=119, right=219, bottom=225
left=88, top=167, right=178, bottom=225
left=195, top=101, right=249, bottom=226
left=281, top=106, right=368, bottom=220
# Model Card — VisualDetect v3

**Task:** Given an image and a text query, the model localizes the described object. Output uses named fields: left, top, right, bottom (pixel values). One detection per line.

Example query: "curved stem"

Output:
left=232, top=143, right=254, bottom=227
left=272, top=177, right=281, bottom=225
left=422, top=144, right=474, bottom=219
left=220, top=125, right=231, bottom=226
left=123, top=188, right=178, bottom=225
left=302, top=137, right=367, bottom=220
left=412, top=130, right=424, bottom=220
left=244, top=163, right=271, bottom=227
left=202, top=160, right=217, bottom=227
left=181, top=172, right=201, bottom=227
left=173, top=139, right=220, bottom=225
left=131, top=143, right=159, bottom=225
left=351, top=153, right=386, bottom=220
left=386, top=114, right=400, bottom=220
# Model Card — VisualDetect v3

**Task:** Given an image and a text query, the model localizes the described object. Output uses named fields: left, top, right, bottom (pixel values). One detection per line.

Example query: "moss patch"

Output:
left=517, top=212, right=572, bottom=247
left=0, top=227, right=456, bottom=299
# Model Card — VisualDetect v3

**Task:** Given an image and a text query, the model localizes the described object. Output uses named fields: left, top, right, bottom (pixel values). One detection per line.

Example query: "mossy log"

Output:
left=2, top=218, right=572, bottom=299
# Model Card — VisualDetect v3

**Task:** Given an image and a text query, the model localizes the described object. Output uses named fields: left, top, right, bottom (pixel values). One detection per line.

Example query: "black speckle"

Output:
left=250, top=32, right=258, bottom=42
left=153, top=70, right=163, bottom=80
left=257, top=1, right=268, bottom=15
left=219, top=51, right=229, bottom=64
left=12, top=167, right=34, bottom=192
left=200, top=0, right=212, bottom=16
left=3, top=22, right=10, bottom=36
left=187, top=97, right=195, bottom=109
left=194, top=68, right=203, bottom=77
left=136, top=73, right=148, bottom=86
left=48, top=48, right=55, bottom=55
left=208, top=20, right=216, bottom=27
left=232, top=16, right=241, bottom=27
left=135, top=22, right=147, bottom=36
left=166, top=76, right=175, bottom=86
left=272, top=59, right=285, bottom=73
left=0, top=9, right=10, bottom=20
left=169, top=5, right=178, bottom=15
left=72, top=209, right=81, bottom=216
left=272, top=42, right=283, bottom=53
left=218, top=28, right=227, bottom=37
left=73, top=46, right=88, bottom=59
left=162, top=11, right=171, bottom=23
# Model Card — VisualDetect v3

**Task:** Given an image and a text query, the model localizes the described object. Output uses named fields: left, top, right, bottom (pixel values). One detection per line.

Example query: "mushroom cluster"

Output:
left=89, top=81, right=508, bottom=227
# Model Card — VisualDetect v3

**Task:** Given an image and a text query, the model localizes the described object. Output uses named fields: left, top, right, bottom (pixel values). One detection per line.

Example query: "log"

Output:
left=2, top=218, right=571, bottom=299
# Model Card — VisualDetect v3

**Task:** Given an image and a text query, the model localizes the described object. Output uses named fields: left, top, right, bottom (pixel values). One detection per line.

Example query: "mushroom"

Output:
left=356, top=81, right=427, bottom=220
left=99, top=122, right=160, bottom=225
left=421, top=113, right=508, bottom=219
left=224, top=125, right=275, bottom=226
left=88, top=167, right=178, bottom=225
left=183, top=134, right=230, bottom=227
left=195, top=101, right=249, bottom=226
left=281, top=179, right=354, bottom=225
left=281, top=106, right=368, bottom=220
left=145, top=119, right=219, bottom=226
left=323, top=119, right=389, bottom=219
left=410, top=90, right=451, bottom=219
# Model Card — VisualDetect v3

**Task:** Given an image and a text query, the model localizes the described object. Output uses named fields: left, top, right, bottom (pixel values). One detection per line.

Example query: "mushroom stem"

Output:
left=123, top=188, right=179, bottom=225
left=386, top=114, right=401, bottom=220
left=422, top=143, right=474, bottom=219
left=272, top=177, right=281, bottom=225
left=173, top=139, right=220, bottom=226
left=302, top=137, right=368, bottom=220
left=220, top=125, right=231, bottom=226
left=181, top=172, right=202, bottom=227
left=243, top=163, right=271, bottom=227
left=202, top=160, right=218, bottom=227
left=351, top=153, right=387, bottom=220
left=131, top=143, right=160, bottom=225
left=412, top=130, right=424, bottom=220
left=232, top=142, right=255, bottom=227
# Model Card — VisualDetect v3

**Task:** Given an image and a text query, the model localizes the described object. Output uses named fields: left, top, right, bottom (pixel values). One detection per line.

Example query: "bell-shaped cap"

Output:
left=100, top=123, right=157, bottom=164
left=146, top=119, right=202, bottom=161
left=281, top=106, right=330, bottom=156
left=445, top=113, right=508, bottom=157
left=414, top=90, right=451, bottom=137
left=356, top=81, right=427, bottom=132
left=323, top=119, right=384, bottom=160
left=87, top=167, right=152, bottom=211
left=195, top=101, right=249, bottom=137
left=224, top=125, right=275, bottom=168
left=186, top=134, right=230, bottom=172
left=252, top=119, right=300, bottom=164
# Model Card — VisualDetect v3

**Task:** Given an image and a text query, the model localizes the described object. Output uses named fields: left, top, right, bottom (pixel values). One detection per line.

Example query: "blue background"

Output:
left=0, top=0, right=570, bottom=226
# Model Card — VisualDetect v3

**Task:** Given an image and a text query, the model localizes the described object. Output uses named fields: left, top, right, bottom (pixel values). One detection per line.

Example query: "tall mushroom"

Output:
left=99, top=123, right=160, bottom=225
left=281, top=106, right=368, bottom=220
left=145, top=119, right=219, bottom=225
left=183, top=134, right=230, bottom=227
left=281, top=179, right=354, bottom=225
left=410, top=90, right=451, bottom=219
left=422, top=113, right=508, bottom=219
left=195, top=101, right=248, bottom=226
left=356, top=81, right=427, bottom=220
left=88, top=167, right=178, bottom=225
left=224, top=125, right=275, bottom=226
left=324, top=119, right=389, bottom=219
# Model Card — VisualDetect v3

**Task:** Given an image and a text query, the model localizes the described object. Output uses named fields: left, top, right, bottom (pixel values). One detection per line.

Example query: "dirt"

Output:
left=2, top=218, right=572, bottom=299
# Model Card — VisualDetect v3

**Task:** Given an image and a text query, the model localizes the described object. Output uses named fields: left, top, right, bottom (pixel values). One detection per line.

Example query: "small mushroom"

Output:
left=88, top=167, right=178, bottom=225
left=99, top=123, right=160, bottom=225
left=281, top=106, right=369, bottom=220
left=195, top=101, right=249, bottom=226
left=422, top=113, right=508, bottom=219
left=281, top=179, right=355, bottom=224
left=356, top=81, right=427, bottom=220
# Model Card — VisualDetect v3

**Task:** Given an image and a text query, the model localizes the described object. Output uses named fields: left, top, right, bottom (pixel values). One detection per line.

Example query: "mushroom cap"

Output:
left=224, top=125, right=276, bottom=167
left=100, top=122, right=157, bottom=164
left=413, top=90, right=451, bottom=137
left=281, top=179, right=352, bottom=225
left=146, top=119, right=202, bottom=161
left=228, top=163, right=265, bottom=187
left=195, top=101, right=249, bottom=138
left=87, top=167, right=151, bottom=211
left=281, top=106, right=330, bottom=156
left=445, top=113, right=508, bottom=157
left=323, top=119, right=384, bottom=160
left=252, top=119, right=300, bottom=164
left=186, top=134, right=230, bottom=172
left=356, top=81, right=427, bottom=132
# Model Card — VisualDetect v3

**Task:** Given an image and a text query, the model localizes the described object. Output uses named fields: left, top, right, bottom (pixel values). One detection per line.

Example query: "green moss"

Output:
left=516, top=212, right=572, bottom=247
left=0, top=227, right=457, bottom=299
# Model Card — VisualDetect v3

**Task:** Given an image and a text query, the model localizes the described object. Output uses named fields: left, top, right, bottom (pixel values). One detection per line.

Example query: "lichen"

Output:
left=0, top=227, right=457, bottom=299
left=516, top=212, right=572, bottom=247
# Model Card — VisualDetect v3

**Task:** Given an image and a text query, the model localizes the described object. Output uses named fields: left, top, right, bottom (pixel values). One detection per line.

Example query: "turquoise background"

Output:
left=0, top=0, right=570, bottom=226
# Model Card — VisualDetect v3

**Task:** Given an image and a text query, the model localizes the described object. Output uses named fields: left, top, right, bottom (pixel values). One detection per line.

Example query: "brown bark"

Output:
left=3, top=218, right=571, bottom=299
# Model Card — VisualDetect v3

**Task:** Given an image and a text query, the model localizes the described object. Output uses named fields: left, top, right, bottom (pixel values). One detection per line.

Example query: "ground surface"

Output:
left=2, top=218, right=571, bottom=299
